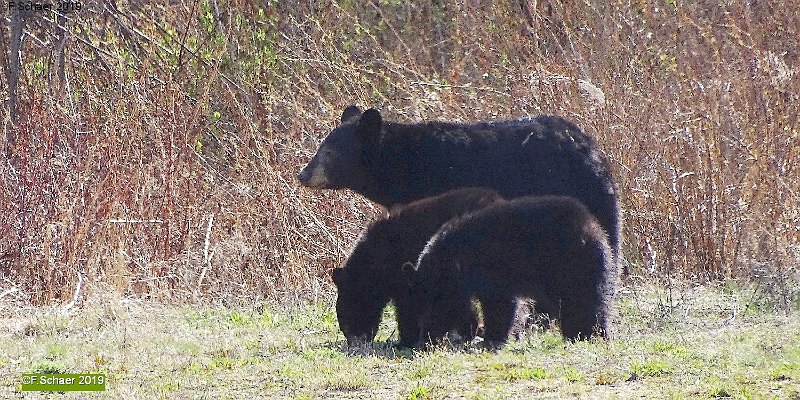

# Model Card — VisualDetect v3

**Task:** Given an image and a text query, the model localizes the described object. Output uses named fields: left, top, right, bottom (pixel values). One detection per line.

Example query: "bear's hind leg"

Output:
left=478, top=294, right=518, bottom=347
left=454, top=298, right=482, bottom=342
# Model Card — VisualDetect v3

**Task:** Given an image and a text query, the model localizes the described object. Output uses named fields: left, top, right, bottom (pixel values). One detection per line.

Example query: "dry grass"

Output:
left=0, top=1, right=798, bottom=305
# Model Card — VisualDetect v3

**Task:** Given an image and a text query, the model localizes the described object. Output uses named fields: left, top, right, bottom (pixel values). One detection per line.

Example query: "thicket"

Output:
left=0, top=1, right=797, bottom=307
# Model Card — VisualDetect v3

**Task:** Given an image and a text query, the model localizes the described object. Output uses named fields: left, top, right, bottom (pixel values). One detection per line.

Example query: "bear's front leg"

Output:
left=393, top=299, right=421, bottom=348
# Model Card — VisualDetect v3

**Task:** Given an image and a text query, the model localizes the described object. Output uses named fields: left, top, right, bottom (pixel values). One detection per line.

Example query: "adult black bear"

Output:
left=404, top=196, right=614, bottom=347
left=298, top=106, right=621, bottom=268
left=332, top=188, right=504, bottom=347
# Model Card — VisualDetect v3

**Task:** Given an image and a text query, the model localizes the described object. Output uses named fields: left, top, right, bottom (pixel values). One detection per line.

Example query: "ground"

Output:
left=0, top=284, right=798, bottom=399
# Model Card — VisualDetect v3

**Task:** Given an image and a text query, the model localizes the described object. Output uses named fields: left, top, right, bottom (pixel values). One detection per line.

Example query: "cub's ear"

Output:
left=331, top=268, right=348, bottom=287
left=341, top=105, right=363, bottom=123
left=356, top=108, right=383, bottom=138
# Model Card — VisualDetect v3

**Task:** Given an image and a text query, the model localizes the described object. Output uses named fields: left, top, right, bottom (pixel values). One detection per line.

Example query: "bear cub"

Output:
left=332, top=187, right=504, bottom=347
left=405, top=196, right=615, bottom=348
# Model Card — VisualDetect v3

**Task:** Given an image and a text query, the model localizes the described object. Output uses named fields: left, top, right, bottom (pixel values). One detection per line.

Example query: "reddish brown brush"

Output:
left=0, top=1, right=796, bottom=306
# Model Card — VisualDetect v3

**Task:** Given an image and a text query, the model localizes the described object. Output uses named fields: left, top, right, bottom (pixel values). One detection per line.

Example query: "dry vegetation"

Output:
left=0, top=1, right=798, bottom=306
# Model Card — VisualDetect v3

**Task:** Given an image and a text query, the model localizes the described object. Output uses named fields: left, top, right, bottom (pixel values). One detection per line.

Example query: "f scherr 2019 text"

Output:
left=7, top=1, right=82, bottom=12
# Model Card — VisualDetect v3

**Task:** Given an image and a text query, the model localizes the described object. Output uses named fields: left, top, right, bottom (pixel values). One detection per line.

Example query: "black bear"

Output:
left=331, top=187, right=504, bottom=347
left=298, top=106, right=621, bottom=270
left=403, top=196, right=614, bottom=347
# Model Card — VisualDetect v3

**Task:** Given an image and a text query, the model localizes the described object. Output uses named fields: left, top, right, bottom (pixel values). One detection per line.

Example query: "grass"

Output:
left=1, top=284, right=798, bottom=399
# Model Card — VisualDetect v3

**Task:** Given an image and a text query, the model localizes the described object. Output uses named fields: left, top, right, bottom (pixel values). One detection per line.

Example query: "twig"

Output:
left=408, top=81, right=511, bottom=97
left=106, top=219, right=164, bottom=224
left=204, top=212, right=214, bottom=265
left=0, top=288, right=20, bottom=301
left=6, top=7, right=26, bottom=125
left=62, top=271, right=84, bottom=311
left=197, top=213, right=215, bottom=293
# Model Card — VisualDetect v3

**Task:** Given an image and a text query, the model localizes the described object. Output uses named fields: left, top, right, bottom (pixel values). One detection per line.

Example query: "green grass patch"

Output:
left=629, top=359, right=674, bottom=379
left=402, top=385, right=432, bottom=400
left=1, top=284, right=798, bottom=398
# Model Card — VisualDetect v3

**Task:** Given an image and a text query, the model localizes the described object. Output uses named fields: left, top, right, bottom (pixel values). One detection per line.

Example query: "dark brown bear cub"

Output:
left=332, top=188, right=504, bottom=347
left=405, top=196, right=614, bottom=347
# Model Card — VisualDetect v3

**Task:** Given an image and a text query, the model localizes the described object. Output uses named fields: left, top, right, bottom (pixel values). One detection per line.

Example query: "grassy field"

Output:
left=1, top=283, right=798, bottom=399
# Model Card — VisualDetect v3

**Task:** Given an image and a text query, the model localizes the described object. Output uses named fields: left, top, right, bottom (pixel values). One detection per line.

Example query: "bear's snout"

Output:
left=297, top=163, right=329, bottom=188
left=297, top=166, right=311, bottom=184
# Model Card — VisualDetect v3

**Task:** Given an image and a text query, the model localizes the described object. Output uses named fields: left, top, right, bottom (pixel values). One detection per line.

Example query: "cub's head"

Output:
left=331, top=267, right=387, bottom=346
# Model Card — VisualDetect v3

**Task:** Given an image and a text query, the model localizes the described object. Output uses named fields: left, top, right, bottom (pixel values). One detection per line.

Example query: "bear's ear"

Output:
left=331, top=268, right=348, bottom=287
left=341, top=105, right=362, bottom=123
left=356, top=108, right=383, bottom=139
left=360, top=108, right=382, bottom=127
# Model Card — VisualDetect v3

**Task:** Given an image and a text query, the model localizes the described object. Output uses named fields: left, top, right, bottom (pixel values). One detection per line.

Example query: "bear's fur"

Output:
left=331, top=187, right=504, bottom=347
left=405, top=196, right=614, bottom=347
left=298, top=106, right=622, bottom=271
